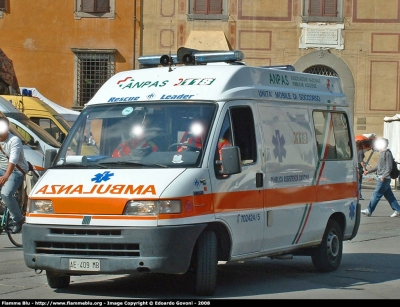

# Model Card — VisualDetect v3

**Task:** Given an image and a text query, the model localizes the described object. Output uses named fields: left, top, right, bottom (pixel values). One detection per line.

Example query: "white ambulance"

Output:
left=22, top=49, right=360, bottom=296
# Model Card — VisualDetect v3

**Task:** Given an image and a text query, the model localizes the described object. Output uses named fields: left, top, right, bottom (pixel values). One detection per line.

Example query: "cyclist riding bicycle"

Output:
left=0, top=116, right=28, bottom=234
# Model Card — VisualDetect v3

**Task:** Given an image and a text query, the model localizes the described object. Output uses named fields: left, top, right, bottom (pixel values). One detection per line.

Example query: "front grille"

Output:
left=36, top=241, right=140, bottom=256
left=50, top=228, right=121, bottom=236
left=35, top=227, right=139, bottom=256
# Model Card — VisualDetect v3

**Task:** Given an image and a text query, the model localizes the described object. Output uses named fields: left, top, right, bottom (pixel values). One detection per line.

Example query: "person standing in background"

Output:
left=361, top=137, right=400, bottom=217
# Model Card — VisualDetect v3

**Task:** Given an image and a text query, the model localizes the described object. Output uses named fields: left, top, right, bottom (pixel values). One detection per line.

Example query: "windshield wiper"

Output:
left=51, top=163, right=86, bottom=169
left=51, top=163, right=108, bottom=169
left=99, top=161, right=167, bottom=168
left=99, top=161, right=147, bottom=166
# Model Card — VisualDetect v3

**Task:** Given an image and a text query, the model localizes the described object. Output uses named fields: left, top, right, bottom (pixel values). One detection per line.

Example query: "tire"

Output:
left=6, top=185, right=27, bottom=247
left=6, top=211, right=23, bottom=247
left=46, top=271, right=71, bottom=289
left=311, top=219, right=343, bottom=272
left=191, top=230, right=218, bottom=296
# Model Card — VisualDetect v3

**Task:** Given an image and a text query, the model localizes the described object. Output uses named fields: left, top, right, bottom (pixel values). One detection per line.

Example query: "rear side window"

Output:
left=31, top=117, right=63, bottom=142
left=313, top=111, right=352, bottom=160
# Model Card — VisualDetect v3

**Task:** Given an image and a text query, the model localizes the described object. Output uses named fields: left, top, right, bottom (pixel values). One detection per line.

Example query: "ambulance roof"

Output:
left=87, top=64, right=347, bottom=107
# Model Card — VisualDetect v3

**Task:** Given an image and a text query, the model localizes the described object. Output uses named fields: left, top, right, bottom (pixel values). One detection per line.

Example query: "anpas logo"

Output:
left=117, top=77, right=169, bottom=89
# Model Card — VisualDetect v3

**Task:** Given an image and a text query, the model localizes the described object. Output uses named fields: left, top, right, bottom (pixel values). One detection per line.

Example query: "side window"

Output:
left=0, top=0, right=7, bottom=11
left=214, top=112, right=232, bottom=178
left=188, top=0, right=228, bottom=21
left=10, top=123, right=34, bottom=146
left=231, top=106, right=257, bottom=164
left=32, top=117, right=61, bottom=142
left=74, top=0, right=115, bottom=19
left=214, top=107, right=257, bottom=179
left=71, top=50, right=115, bottom=109
left=313, top=111, right=352, bottom=160
left=302, top=0, right=343, bottom=23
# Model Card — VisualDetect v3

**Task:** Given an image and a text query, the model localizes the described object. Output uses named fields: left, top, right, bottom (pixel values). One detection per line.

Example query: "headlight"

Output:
left=28, top=199, right=54, bottom=214
left=123, top=200, right=181, bottom=215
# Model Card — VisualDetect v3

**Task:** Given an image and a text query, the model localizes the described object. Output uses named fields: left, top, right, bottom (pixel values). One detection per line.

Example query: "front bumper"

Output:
left=22, top=223, right=207, bottom=275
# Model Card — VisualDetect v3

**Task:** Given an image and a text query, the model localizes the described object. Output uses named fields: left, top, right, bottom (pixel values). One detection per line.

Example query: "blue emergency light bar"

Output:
left=190, top=50, right=244, bottom=64
left=138, top=48, right=245, bottom=68
left=261, top=65, right=295, bottom=71
left=138, top=54, right=178, bottom=66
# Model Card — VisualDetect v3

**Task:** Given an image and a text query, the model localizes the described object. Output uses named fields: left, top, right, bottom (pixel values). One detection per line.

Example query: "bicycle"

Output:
left=0, top=182, right=27, bottom=247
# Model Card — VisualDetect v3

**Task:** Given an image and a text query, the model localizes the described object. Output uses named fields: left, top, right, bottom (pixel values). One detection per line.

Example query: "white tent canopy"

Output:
left=383, top=114, right=400, bottom=161
left=20, top=87, right=80, bottom=125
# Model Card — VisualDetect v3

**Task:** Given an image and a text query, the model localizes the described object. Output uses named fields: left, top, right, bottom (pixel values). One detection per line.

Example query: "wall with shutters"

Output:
left=0, top=0, right=138, bottom=110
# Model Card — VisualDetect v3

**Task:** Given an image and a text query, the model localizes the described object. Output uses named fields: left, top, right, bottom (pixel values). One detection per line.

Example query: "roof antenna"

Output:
left=167, top=19, right=173, bottom=72
left=168, top=51, right=174, bottom=72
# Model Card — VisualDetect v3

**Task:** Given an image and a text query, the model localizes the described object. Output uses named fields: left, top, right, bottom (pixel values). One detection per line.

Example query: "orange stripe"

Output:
left=29, top=182, right=357, bottom=217
left=316, top=181, right=358, bottom=201
left=26, top=213, right=157, bottom=220
left=213, top=189, right=262, bottom=212
left=46, top=197, right=128, bottom=215
left=92, top=215, right=157, bottom=220
left=265, top=182, right=356, bottom=208
left=26, top=213, right=87, bottom=219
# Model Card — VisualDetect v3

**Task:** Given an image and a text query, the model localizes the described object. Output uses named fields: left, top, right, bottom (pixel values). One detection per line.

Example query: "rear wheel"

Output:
left=311, top=219, right=343, bottom=272
left=190, top=230, right=218, bottom=296
left=46, top=271, right=71, bottom=289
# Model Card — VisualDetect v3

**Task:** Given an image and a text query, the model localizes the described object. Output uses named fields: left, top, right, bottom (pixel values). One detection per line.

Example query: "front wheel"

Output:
left=189, top=230, right=218, bottom=296
left=46, top=271, right=71, bottom=289
left=6, top=211, right=23, bottom=247
left=311, top=219, right=343, bottom=272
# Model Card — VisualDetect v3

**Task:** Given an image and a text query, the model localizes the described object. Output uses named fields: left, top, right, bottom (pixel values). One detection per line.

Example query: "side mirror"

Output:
left=217, top=146, right=242, bottom=175
left=28, top=138, right=35, bottom=146
left=45, top=149, right=58, bottom=169
left=59, top=132, right=66, bottom=143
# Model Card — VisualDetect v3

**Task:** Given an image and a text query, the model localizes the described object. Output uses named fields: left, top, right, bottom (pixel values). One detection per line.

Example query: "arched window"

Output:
left=304, top=65, right=339, bottom=77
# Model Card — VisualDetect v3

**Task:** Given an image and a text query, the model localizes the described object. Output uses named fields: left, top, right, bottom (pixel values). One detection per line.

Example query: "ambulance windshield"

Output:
left=54, top=102, right=216, bottom=168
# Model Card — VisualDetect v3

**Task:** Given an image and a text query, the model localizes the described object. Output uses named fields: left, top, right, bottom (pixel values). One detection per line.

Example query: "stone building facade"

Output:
left=0, top=0, right=399, bottom=138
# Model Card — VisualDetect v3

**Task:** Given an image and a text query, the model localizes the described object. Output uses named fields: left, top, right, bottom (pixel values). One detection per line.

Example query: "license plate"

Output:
left=69, top=258, right=100, bottom=271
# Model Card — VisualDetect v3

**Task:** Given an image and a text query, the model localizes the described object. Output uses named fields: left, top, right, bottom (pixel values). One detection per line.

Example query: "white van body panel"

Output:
left=86, top=66, right=346, bottom=107
left=21, top=143, right=45, bottom=172
left=22, top=60, right=360, bottom=295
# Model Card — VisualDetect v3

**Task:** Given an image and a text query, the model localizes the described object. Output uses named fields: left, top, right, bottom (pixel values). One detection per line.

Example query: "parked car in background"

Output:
left=0, top=96, right=61, bottom=155
left=8, top=117, right=61, bottom=154
left=1, top=94, right=71, bottom=143
left=19, top=87, right=80, bottom=127
left=7, top=121, right=45, bottom=173
left=0, top=123, right=45, bottom=215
